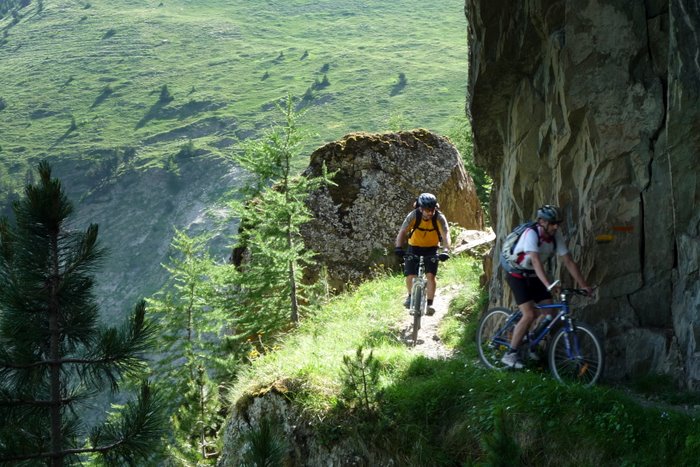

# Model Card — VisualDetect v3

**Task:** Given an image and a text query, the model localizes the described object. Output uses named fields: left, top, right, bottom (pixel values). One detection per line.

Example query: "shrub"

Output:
left=339, top=346, right=381, bottom=417
left=159, top=84, right=173, bottom=104
left=480, top=407, right=522, bottom=466
left=390, top=72, right=407, bottom=96
left=302, top=86, right=314, bottom=102
left=176, top=139, right=195, bottom=159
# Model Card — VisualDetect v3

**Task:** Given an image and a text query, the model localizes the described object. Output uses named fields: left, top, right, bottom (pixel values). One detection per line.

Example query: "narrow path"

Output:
left=399, top=284, right=461, bottom=359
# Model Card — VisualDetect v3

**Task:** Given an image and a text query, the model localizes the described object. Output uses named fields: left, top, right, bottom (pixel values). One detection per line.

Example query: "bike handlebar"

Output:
left=560, top=287, right=596, bottom=297
left=403, top=253, right=450, bottom=262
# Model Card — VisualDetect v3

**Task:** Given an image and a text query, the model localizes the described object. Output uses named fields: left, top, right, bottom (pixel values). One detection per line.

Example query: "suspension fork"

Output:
left=561, top=315, right=582, bottom=359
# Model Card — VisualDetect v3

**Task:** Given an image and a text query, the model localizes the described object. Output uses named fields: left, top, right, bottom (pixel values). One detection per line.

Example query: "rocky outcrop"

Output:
left=218, top=382, right=382, bottom=466
left=301, top=129, right=484, bottom=290
left=466, top=0, right=700, bottom=386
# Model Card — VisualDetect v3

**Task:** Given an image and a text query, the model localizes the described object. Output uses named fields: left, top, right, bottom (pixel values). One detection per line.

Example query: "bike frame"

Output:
left=409, top=255, right=428, bottom=315
left=405, top=253, right=447, bottom=345
left=492, top=291, right=582, bottom=358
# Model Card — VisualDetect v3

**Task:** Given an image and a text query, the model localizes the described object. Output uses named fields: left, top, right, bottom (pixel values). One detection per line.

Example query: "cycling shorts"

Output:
left=403, top=246, right=439, bottom=276
left=505, top=272, right=551, bottom=305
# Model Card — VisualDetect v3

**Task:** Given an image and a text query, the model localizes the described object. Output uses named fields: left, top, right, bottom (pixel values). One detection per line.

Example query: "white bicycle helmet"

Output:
left=536, top=204, right=562, bottom=223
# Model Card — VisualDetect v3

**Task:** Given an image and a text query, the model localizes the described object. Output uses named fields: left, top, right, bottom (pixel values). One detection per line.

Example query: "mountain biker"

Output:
left=501, top=204, right=593, bottom=369
left=394, top=193, right=451, bottom=316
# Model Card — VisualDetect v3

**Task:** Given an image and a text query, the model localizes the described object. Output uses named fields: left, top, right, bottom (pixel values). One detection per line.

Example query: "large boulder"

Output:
left=301, top=129, right=483, bottom=290
left=466, top=0, right=700, bottom=386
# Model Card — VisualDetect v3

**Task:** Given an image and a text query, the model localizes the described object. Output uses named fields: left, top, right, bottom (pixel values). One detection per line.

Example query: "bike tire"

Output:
left=411, top=286, right=422, bottom=344
left=476, top=307, right=515, bottom=369
left=548, top=322, right=604, bottom=386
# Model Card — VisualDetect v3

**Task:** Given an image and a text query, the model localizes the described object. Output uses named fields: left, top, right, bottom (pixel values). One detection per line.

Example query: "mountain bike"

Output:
left=407, top=253, right=449, bottom=345
left=476, top=284, right=604, bottom=386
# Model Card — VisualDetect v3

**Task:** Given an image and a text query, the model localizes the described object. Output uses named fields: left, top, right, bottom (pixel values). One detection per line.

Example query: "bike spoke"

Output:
left=477, top=308, right=515, bottom=369
left=549, top=324, right=603, bottom=386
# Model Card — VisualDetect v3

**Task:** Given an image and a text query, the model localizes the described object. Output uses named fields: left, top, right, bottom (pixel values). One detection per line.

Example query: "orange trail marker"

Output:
left=612, top=226, right=634, bottom=232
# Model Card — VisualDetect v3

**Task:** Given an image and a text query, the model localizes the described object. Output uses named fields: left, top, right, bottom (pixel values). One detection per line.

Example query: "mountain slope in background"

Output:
left=0, top=0, right=468, bottom=316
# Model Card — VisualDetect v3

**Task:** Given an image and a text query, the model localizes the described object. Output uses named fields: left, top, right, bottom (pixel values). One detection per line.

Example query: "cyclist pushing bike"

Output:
left=500, top=204, right=593, bottom=369
left=394, top=193, right=451, bottom=316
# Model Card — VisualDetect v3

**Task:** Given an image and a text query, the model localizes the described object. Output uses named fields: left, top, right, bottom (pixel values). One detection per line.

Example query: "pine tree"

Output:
left=147, top=230, right=228, bottom=464
left=0, top=161, right=165, bottom=466
left=229, top=95, right=334, bottom=333
left=480, top=406, right=521, bottom=466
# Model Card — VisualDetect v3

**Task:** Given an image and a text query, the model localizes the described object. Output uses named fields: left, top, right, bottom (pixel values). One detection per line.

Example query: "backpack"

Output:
left=499, top=221, right=555, bottom=273
left=407, top=208, right=443, bottom=243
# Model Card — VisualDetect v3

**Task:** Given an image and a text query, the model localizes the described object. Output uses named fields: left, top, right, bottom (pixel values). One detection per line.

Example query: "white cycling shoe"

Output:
left=501, top=352, right=525, bottom=369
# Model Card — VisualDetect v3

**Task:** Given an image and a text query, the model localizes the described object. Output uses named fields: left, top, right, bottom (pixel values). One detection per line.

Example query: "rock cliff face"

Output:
left=466, top=0, right=700, bottom=386
left=301, top=129, right=483, bottom=290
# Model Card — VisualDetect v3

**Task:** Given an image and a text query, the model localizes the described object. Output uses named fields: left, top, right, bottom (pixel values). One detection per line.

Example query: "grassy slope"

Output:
left=0, top=0, right=467, bottom=187
left=229, top=256, right=700, bottom=465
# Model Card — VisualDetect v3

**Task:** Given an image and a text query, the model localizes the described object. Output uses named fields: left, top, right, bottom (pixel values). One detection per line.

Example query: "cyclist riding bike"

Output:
left=501, top=204, right=593, bottom=369
left=394, top=193, right=451, bottom=316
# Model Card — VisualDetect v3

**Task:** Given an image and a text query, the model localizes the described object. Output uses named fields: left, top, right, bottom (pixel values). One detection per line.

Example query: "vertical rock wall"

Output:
left=466, top=0, right=700, bottom=386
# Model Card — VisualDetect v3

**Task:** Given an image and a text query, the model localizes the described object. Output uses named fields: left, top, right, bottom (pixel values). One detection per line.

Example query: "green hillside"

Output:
left=222, top=256, right=700, bottom=465
left=0, top=0, right=467, bottom=190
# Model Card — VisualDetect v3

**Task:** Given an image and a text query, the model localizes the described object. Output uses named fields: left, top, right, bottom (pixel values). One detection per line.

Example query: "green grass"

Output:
left=227, top=255, right=700, bottom=465
left=0, top=0, right=468, bottom=192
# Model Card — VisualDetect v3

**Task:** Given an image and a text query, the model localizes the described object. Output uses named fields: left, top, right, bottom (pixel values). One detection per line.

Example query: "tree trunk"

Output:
left=288, top=228, right=299, bottom=323
left=49, top=234, right=63, bottom=467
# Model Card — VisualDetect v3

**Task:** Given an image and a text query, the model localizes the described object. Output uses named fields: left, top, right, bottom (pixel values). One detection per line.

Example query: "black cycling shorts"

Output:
left=505, top=272, right=551, bottom=305
left=403, top=246, right=439, bottom=276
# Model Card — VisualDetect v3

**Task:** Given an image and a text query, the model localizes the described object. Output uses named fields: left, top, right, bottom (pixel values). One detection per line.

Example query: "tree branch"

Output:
left=0, top=356, right=123, bottom=369
left=0, top=440, right=125, bottom=463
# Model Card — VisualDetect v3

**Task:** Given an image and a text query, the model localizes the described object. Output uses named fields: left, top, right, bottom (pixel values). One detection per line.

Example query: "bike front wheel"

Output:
left=476, top=307, right=515, bottom=369
left=548, top=322, right=604, bottom=386
left=411, top=286, right=423, bottom=344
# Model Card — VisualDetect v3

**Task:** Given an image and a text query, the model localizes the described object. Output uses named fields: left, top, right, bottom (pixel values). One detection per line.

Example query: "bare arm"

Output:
left=528, top=251, right=554, bottom=290
left=395, top=227, right=408, bottom=248
left=438, top=214, right=451, bottom=251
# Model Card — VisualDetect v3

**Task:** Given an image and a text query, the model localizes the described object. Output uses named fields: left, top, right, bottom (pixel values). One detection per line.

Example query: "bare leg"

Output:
left=405, top=275, right=416, bottom=295
left=510, top=299, right=553, bottom=350
left=510, top=301, right=537, bottom=350
left=426, top=273, right=436, bottom=300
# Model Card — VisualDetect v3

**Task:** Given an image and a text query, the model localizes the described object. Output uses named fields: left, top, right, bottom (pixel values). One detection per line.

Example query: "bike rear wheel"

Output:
left=411, top=286, right=423, bottom=344
left=548, top=322, right=604, bottom=386
left=476, top=307, right=516, bottom=369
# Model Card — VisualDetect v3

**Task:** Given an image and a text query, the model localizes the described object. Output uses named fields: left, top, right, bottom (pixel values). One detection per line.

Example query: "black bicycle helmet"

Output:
left=417, top=193, right=438, bottom=209
left=536, top=204, right=562, bottom=223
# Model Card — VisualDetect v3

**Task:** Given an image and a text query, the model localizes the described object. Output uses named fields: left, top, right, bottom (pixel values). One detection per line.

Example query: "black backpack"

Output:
left=407, top=208, right=443, bottom=243
left=499, top=221, right=555, bottom=273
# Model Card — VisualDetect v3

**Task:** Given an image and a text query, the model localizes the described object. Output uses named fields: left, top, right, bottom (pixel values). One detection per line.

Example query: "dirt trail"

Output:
left=399, top=284, right=461, bottom=359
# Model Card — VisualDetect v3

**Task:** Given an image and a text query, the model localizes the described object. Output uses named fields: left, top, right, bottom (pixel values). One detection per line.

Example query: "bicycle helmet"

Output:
left=417, top=193, right=438, bottom=209
left=536, top=204, right=562, bottom=223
